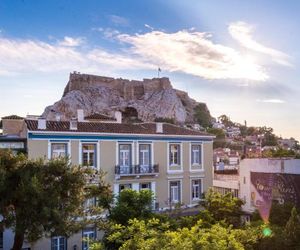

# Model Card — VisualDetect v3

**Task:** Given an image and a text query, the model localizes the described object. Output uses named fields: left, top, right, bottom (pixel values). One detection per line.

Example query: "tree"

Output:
left=0, top=150, right=109, bottom=250
left=284, top=207, right=300, bottom=248
left=218, top=115, right=234, bottom=127
left=202, top=189, right=244, bottom=227
left=109, top=189, right=154, bottom=225
left=269, top=202, right=294, bottom=227
left=194, top=103, right=212, bottom=128
left=99, top=218, right=258, bottom=250
left=207, top=127, right=226, bottom=139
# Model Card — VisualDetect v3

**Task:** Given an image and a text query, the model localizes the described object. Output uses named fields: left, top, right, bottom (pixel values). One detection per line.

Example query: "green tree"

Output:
left=284, top=207, right=300, bottom=249
left=101, top=218, right=259, bottom=250
left=218, top=115, right=234, bottom=127
left=202, top=189, right=244, bottom=227
left=269, top=202, right=294, bottom=227
left=109, top=189, right=154, bottom=225
left=0, top=150, right=109, bottom=250
left=207, top=127, right=226, bottom=139
left=194, top=103, right=212, bottom=128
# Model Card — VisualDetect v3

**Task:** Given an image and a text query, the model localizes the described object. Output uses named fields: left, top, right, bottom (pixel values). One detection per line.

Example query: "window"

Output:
left=119, top=183, right=132, bottom=193
left=139, top=144, right=151, bottom=172
left=191, top=144, right=202, bottom=165
left=169, top=181, right=181, bottom=203
left=119, top=144, right=131, bottom=174
left=82, top=144, right=96, bottom=168
left=84, top=197, right=96, bottom=210
left=51, top=236, right=66, bottom=250
left=169, top=144, right=180, bottom=166
left=191, top=179, right=202, bottom=200
left=82, top=228, right=96, bottom=250
left=140, top=182, right=151, bottom=190
left=51, top=143, right=67, bottom=159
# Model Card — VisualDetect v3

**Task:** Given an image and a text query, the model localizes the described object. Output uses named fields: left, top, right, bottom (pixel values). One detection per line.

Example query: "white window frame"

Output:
left=191, top=179, right=203, bottom=202
left=189, top=142, right=204, bottom=172
left=168, top=180, right=182, bottom=204
left=48, top=141, right=70, bottom=160
left=167, top=143, right=183, bottom=173
left=51, top=236, right=66, bottom=250
left=116, top=141, right=134, bottom=174
left=119, top=183, right=132, bottom=193
left=79, top=141, right=100, bottom=170
left=139, top=182, right=151, bottom=191
left=82, top=143, right=97, bottom=168
left=82, top=228, right=96, bottom=250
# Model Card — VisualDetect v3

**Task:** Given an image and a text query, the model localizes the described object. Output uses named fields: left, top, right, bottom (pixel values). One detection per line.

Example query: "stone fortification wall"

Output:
left=63, top=72, right=172, bottom=100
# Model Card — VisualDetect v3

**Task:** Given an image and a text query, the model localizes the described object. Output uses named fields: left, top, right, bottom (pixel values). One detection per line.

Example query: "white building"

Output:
left=213, top=158, right=300, bottom=215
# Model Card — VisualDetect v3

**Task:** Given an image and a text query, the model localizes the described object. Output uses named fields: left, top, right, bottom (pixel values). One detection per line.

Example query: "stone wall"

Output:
left=63, top=72, right=172, bottom=101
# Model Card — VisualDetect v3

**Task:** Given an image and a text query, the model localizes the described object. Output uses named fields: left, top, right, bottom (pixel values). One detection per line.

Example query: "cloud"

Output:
left=228, top=21, right=292, bottom=67
left=0, top=37, right=153, bottom=76
left=0, top=24, right=288, bottom=81
left=144, top=24, right=154, bottom=30
left=256, top=99, right=285, bottom=104
left=58, top=36, right=85, bottom=47
left=117, top=30, right=268, bottom=81
left=108, top=15, right=129, bottom=26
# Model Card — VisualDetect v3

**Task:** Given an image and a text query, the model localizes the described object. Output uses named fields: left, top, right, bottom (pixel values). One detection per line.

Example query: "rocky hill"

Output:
left=42, top=72, right=212, bottom=124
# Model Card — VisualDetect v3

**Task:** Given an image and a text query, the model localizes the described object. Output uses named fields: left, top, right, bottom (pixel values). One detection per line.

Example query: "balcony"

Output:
left=115, top=164, right=159, bottom=178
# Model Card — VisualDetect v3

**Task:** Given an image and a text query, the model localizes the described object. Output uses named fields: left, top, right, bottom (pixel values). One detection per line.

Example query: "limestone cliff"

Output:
left=42, top=72, right=212, bottom=124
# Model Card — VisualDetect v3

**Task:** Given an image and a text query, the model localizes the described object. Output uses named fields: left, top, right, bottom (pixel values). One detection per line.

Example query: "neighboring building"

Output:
left=278, top=138, right=297, bottom=150
left=239, top=158, right=300, bottom=214
left=213, top=169, right=239, bottom=198
left=214, top=148, right=240, bottom=170
left=0, top=115, right=27, bottom=153
left=1, top=111, right=214, bottom=249
left=213, top=158, right=300, bottom=218
left=212, top=122, right=225, bottom=130
left=226, top=126, right=241, bottom=138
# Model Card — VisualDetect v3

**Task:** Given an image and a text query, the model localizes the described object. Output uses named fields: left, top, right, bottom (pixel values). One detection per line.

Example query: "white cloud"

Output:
left=256, top=99, right=285, bottom=104
left=58, top=36, right=85, bottom=47
left=108, top=15, right=129, bottom=26
left=0, top=37, right=153, bottom=76
left=144, top=24, right=154, bottom=30
left=0, top=24, right=288, bottom=81
left=118, top=30, right=268, bottom=81
left=228, top=21, right=292, bottom=67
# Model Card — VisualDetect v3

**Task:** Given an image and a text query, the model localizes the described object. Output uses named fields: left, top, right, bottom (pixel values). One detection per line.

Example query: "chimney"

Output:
left=70, top=117, right=78, bottom=130
left=38, top=117, right=46, bottom=130
left=77, top=109, right=84, bottom=122
left=156, top=123, right=163, bottom=133
left=55, top=114, right=61, bottom=121
left=114, top=111, right=122, bottom=124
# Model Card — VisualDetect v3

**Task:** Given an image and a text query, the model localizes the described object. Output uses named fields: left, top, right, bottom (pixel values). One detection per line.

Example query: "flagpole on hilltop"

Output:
left=158, top=67, right=161, bottom=78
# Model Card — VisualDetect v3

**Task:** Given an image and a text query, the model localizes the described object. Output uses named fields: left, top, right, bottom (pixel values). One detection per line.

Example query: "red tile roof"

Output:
left=25, top=120, right=212, bottom=137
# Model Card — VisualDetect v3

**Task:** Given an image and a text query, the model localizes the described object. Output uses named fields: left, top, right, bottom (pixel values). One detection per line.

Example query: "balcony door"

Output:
left=119, top=144, right=131, bottom=174
left=139, top=144, right=151, bottom=173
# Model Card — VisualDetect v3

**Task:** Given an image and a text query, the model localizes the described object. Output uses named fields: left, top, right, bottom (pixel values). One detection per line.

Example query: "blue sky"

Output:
left=0, top=0, right=299, bottom=139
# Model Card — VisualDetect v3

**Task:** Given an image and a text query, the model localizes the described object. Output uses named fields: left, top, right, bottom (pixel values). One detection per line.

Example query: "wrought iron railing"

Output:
left=115, top=164, right=159, bottom=175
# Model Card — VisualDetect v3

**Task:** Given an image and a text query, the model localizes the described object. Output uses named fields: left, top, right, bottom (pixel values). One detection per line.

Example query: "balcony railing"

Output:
left=115, top=164, right=159, bottom=176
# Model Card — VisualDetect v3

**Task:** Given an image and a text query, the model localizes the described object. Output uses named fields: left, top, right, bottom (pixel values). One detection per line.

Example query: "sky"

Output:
left=0, top=0, right=299, bottom=139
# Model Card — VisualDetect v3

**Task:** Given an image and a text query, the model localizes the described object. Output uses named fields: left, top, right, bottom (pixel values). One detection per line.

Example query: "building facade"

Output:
left=25, top=117, right=214, bottom=210
left=213, top=158, right=300, bottom=217
left=1, top=113, right=214, bottom=250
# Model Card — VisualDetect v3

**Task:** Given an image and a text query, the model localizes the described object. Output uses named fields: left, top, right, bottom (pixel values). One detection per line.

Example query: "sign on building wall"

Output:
left=250, top=172, right=300, bottom=220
